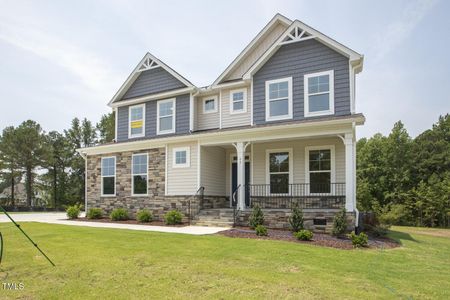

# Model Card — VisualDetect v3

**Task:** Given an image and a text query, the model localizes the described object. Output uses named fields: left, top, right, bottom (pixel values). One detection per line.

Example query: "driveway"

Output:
left=0, top=212, right=227, bottom=235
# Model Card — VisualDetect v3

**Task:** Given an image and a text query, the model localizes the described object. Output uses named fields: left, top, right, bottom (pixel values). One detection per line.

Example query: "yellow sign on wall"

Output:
left=131, top=120, right=143, bottom=129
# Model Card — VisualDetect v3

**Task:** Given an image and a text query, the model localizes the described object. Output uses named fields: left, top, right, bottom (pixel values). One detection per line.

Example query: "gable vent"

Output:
left=281, top=27, right=314, bottom=45
left=137, top=57, right=160, bottom=72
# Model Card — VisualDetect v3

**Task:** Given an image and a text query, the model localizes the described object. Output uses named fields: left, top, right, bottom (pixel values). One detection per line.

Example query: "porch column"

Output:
left=233, top=142, right=250, bottom=210
left=344, top=133, right=355, bottom=211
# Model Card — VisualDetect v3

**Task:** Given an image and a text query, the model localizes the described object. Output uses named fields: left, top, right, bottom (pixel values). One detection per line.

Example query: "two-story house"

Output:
left=78, top=13, right=365, bottom=231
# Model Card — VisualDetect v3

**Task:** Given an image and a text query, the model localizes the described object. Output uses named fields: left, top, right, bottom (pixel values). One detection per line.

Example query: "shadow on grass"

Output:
left=388, top=230, right=419, bottom=245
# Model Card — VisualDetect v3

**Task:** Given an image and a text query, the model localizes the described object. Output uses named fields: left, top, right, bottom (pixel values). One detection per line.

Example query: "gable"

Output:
left=222, top=21, right=289, bottom=83
left=120, top=67, right=187, bottom=100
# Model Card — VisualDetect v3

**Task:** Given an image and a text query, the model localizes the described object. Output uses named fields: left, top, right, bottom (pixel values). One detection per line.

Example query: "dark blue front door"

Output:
left=231, top=162, right=250, bottom=207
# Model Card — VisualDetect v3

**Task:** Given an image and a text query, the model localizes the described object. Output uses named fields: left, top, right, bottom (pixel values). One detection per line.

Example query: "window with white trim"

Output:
left=129, top=104, right=145, bottom=138
left=173, top=147, right=190, bottom=168
left=203, top=96, right=217, bottom=114
left=132, top=153, right=148, bottom=195
left=304, top=70, right=334, bottom=117
left=101, top=157, right=116, bottom=196
left=265, top=77, right=292, bottom=121
left=157, top=98, right=175, bottom=134
left=308, top=149, right=331, bottom=193
left=267, top=151, right=290, bottom=194
left=230, top=89, right=247, bottom=113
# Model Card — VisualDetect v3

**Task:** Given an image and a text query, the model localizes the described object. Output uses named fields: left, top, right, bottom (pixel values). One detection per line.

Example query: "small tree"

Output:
left=289, top=203, right=304, bottom=232
left=249, top=204, right=264, bottom=228
left=332, top=208, right=348, bottom=237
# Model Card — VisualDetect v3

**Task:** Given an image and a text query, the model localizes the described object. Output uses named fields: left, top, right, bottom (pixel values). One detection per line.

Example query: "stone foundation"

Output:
left=236, top=209, right=356, bottom=233
left=202, top=196, right=230, bottom=209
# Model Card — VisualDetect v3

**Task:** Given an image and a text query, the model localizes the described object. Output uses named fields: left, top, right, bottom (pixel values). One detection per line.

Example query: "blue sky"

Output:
left=0, top=0, right=448, bottom=138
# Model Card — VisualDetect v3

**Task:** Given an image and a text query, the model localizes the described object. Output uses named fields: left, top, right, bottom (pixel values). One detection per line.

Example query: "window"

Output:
left=306, top=146, right=334, bottom=194
left=129, top=104, right=145, bottom=138
left=265, top=77, right=293, bottom=121
left=266, top=149, right=292, bottom=194
left=157, top=98, right=175, bottom=134
left=101, top=157, right=116, bottom=196
left=304, top=70, right=334, bottom=117
left=230, top=89, right=247, bottom=114
left=132, top=153, right=148, bottom=195
left=203, top=96, right=218, bottom=113
left=173, top=147, right=190, bottom=168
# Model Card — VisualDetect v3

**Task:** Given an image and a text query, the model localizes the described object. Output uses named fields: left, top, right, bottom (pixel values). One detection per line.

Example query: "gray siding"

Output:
left=116, top=93, right=190, bottom=142
left=121, top=67, right=186, bottom=100
left=253, top=39, right=350, bottom=125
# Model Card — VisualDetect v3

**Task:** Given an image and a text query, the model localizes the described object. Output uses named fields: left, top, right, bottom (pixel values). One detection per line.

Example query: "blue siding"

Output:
left=116, top=93, right=191, bottom=142
left=253, top=39, right=350, bottom=125
left=121, top=67, right=186, bottom=100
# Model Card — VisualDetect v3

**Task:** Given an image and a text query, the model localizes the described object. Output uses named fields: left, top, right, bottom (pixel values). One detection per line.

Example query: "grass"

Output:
left=0, top=223, right=449, bottom=299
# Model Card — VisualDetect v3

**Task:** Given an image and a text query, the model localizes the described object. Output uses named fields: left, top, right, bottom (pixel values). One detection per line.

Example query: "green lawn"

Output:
left=0, top=223, right=449, bottom=299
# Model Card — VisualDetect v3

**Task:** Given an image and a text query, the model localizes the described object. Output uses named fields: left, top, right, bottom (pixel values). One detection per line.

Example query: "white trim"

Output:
left=304, top=70, right=335, bottom=117
left=100, top=156, right=116, bottom=197
left=131, top=153, right=149, bottom=196
left=219, top=90, right=222, bottom=129
left=202, top=95, right=218, bottom=114
left=243, top=20, right=363, bottom=80
left=157, top=98, right=176, bottom=135
left=349, top=62, right=355, bottom=114
left=265, top=77, right=293, bottom=122
left=250, top=79, right=254, bottom=125
left=229, top=88, right=248, bottom=114
left=212, top=14, right=291, bottom=85
left=109, top=52, right=194, bottom=106
left=250, top=143, right=254, bottom=184
left=265, top=148, right=293, bottom=195
left=172, top=146, right=191, bottom=168
left=78, top=115, right=364, bottom=156
left=304, top=145, right=335, bottom=195
left=111, top=87, right=195, bottom=109
left=197, top=142, right=201, bottom=189
left=189, top=93, right=194, bottom=131
left=114, top=107, right=118, bottom=141
left=128, top=104, right=146, bottom=139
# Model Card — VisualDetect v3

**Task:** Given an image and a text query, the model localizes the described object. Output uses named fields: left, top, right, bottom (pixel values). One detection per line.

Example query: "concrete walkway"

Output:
left=0, top=212, right=228, bottom=235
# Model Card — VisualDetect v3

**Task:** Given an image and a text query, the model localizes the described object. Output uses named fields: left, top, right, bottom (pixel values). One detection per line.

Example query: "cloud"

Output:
left=0, top=16, right=120, bottom=97
left=371, top=0, right=438, bottom=62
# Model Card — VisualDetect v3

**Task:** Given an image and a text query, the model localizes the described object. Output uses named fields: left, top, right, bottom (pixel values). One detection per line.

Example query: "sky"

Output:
left=0, top=0, right=449, bottom=138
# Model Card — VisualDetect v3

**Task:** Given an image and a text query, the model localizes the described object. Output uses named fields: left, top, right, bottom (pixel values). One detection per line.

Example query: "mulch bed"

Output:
left=218, top=227, right=400, bottom=250
left=71, top=217, right=189, bottom=227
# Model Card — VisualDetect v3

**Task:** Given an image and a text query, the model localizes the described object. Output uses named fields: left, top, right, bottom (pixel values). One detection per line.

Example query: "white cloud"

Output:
left=371, top=0, right=438, bottom=62
left=0, top=16, right=120, bottom=98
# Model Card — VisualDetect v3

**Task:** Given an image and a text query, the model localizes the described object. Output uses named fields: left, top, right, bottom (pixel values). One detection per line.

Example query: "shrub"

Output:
left=294, top=229, right=313, bottom=241
left=366, top=224, right=390, bottom=237
left=110, top=208, right=129, bottom=221
left=66, top=204, right=81, bottom=219
left=164, top=210, right=183, bottom=225
left=249, top=205, right=264, bottom=228
left=255, top=225, right=268, bottom=236
left=349, top=232, right=369, bottom=248
left=136, top=209, right=153, bottom=223
left=289, top=204, right=304, bottom=232
left=332, top=208, right=348, bottom=237
left=87, top=208, right=103, bottom=219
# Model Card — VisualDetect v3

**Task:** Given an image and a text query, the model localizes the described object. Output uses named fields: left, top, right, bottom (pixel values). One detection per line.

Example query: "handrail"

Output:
left=188, top=186, right=205, bottom=225
left=232, top=184, right=241, bottom=207
left=232, top=185, right=241, bottom=227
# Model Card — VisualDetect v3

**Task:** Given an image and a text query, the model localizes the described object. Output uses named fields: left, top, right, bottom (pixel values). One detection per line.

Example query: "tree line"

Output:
left=0, top=113, right=114, bottom=209
left=357, top=114, right=450, bottom=227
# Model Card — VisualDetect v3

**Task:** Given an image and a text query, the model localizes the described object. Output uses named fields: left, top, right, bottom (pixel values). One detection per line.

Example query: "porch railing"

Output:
left=188, top=186, right=205, bottom=224
left=247, top=183, right=345, bottom=209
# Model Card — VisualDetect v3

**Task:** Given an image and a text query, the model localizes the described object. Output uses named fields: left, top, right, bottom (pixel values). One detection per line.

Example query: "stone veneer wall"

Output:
left=87, top=148, right=195, bottom=221
left=236, top=209, right=356, bottom=233
left=202, top=196, right=229, bottom=209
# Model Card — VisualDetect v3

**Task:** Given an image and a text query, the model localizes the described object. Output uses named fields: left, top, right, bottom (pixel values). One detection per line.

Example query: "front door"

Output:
left=231, top=158, right=250, bottom=207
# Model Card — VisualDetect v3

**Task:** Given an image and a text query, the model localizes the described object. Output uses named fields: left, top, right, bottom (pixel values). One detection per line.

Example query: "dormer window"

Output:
left=304, top=70, right=334, bottom=117
left=129, top=104, right=145, bottom=138
left=230, top=89, right=247, bottom=114
left=203, top=96, right=218, bottom=114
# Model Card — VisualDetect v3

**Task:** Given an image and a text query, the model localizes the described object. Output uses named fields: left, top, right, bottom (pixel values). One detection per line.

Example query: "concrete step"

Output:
left=193, top=209, right=235, bottom=227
